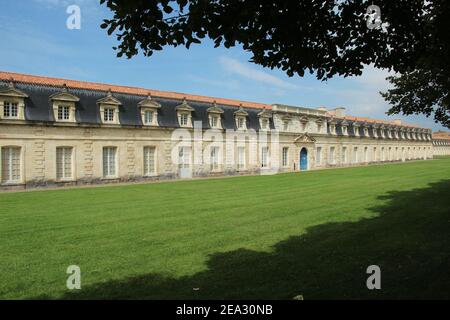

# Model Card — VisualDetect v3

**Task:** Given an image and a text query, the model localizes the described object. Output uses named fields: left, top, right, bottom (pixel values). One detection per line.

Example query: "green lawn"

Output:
left=1, top=158, right=450, bottom=299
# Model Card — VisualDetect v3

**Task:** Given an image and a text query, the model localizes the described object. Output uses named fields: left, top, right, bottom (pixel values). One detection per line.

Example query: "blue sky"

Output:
left=0, top=0, right=445, bottom=131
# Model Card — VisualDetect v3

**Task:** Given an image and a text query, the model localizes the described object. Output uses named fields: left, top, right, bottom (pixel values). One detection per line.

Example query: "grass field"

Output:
left=1, top=158, right=449, bottom=299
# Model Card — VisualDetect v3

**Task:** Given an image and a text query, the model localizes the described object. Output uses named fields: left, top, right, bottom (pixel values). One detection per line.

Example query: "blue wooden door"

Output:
left=300, top=148, right=308, bottom=171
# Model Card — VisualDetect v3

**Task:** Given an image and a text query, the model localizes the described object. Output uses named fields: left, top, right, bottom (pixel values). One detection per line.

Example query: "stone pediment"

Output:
left=206, top=101, right=224, bottom=114
left=234, top=105, right=248, bottom=117
left=0, top=80, right=28, bottom=98
left=138, top=93, right=161, bottom=109
left=175, top=98, right=195, bottom=112
left=49, top=84, right=79, bottom=102
left=294, top=133, right=316, bottom=144
left=97, top=89, right=122, bottom=105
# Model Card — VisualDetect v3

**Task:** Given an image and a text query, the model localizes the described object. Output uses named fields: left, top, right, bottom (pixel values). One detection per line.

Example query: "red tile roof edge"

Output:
left=0, top=71, right=272, bottom=110
left=0, top=71, right=431, bottom=129
left=328, top=114, right=423, bottom=129
left=432, top=132, right=450, bottom=140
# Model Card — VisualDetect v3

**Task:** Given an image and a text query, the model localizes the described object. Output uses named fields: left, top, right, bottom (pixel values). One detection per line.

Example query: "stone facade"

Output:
left=0, top=72, right=434, bottom=190
left=432, top=131, right=450, bottom=156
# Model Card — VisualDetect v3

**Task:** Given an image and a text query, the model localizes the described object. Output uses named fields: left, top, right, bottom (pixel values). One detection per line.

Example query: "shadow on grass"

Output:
left=40, top=180, right=450, bottom=299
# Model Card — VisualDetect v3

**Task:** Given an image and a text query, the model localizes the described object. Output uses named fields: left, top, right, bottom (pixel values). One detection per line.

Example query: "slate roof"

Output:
left=0, top=71, right=429, bottom=133
left=0, top=80, right=273, bottom=130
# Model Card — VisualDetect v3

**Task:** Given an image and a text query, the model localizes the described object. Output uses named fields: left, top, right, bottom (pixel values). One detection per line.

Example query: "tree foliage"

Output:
left=100, top=0, right=450, bottom=127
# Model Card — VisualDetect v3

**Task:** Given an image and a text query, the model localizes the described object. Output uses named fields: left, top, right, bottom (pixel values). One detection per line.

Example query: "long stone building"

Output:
left=0, top=71, right=434, bottom=190
left=432, top=131, right=450, bottom=156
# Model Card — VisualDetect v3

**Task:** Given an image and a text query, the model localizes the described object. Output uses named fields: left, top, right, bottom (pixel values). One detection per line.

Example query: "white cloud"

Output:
left=219, top=56, right=297, bottom=90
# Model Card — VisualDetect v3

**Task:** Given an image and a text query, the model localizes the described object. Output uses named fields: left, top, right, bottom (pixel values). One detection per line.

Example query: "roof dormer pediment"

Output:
left=206, top=101, right=224, bottom=114
left=97, top=89, right=122, bottom=106
left=234, top=105, right=248, bottom=117
left=49, top=84, right=79, bottom=102
left=0, top=80, right=28, bottom=98
left=138, top=93, right=161, bottom=109
left=175, top=98, right=195, bottom=112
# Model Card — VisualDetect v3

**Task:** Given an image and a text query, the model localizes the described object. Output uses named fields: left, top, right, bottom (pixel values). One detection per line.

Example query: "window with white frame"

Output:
left=56, top=147, right=73, bottom=180
left=353, top=147, right=358, bottom=163
left=143, top=146, right=156, bottom=176
left=178, top=146, right=191, bottom=169
left=180, top=113, right=189, bottom=126
left=1, top=146, right=21, bottom=183
left=342, top=126, right=348, bottom=135
left=364, top=147, right=368, bottom=162
left=103, top=147, right=117, bottom=178
left=144, top=110, right=154, bottom=125
left=261, top=147, right=269, bottom=168
left=103, top=108, right=115, bottom=123
left=329, top=146, right=335, bottom=164
left=237, top=146, right=246, bottom=170
left=210, top=146, right=220, bottom=171
left=342, top=147, right=347, bottom=163
left=57, top=105, right=70, bottom=121
left=316, top=147, right=322, bottom=165
left=282, top=147, right=289, bottom=167
left=374, top=147, right=377, bottom=161
left=237, top=117, right=245, bottom=129
left=3, top=102, right=18, bottom=118
left=381, top=147, right=385, bottom=161
left=210, top=115, right=219, bottom=128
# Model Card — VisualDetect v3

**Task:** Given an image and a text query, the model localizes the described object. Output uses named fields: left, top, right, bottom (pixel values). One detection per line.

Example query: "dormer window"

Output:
left=234, top=105, right=248, bottom=130
left=237, top=117, right=245, bottom=129
left=97, top=89, right=121, bottom=125
left=364, top=127, right=369, bottom=137
left=257, top=109, right=272, bottom=131
left=210, top=115, right=219, bottom=128
left=207, top=101, right=223, bottom=129
left=50, top=84, right=79, bottom=123
left=176, top=98, right=194, bottom=128
left=0, top=79, right=28, bottom=121
left=180, top=113, right=189, bottom=126
left=138, top=93, right=161, bottom=126
left=144, top=110, right=154, bottom=125
left=283, top=120, right=289, bottom=131
left=4, top=102, right=18, bottom=118
left=342, top=126, right=348, bottom=135
left=57, top=105, right=70, bottom=121
left=104, top=108, right=115, bottom=122
left=352, top=123, right=360, bottom=137
left=328, top=120, right=337, bottom=135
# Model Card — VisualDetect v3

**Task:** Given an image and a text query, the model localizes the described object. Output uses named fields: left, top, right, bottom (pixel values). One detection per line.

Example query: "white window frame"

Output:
left=143, top=146, right=156, bottom=176
left=56, top=147, right=73, bottom=180
left=1, top=146, right=22, bottom=184
left=210, top=146, right=220, bottom=171
left=143, top=110, right=155, bottom=125
left=103, top=147, right=118, bottom=178
left=3, top=101, right=19, bottom=119
left=209, top=115, right=220, bottom=129
left=103, top=108, right=115, bottom=123
left=329, top=146, right=335, bottom=164
left=178, top=146, right=192, bottom=169
left=237, top=146, right=246, bottom=170
left=261, top=146, right=269, bottom=168
left=57, top=105, right=71, bottom=121
left=316, top=147, right=322, bottom=165
left=282, top=147, right=289, bottom=167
